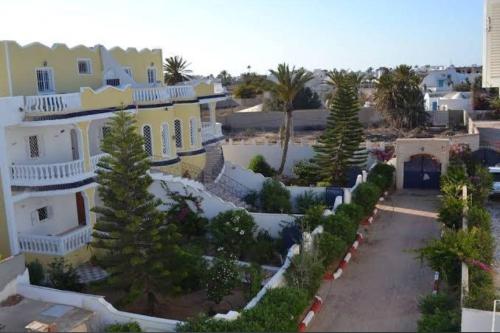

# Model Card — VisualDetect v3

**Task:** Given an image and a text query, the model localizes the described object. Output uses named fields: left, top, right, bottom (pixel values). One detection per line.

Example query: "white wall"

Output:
left=461, top=307, right=500, bottom=332
left=222, top=142, right=315, bottom=176
left=15, top=194, right=79, bottom=235
left=6, top=125, right=76, bottom=165
left=17, top=284, right=181, bottom=332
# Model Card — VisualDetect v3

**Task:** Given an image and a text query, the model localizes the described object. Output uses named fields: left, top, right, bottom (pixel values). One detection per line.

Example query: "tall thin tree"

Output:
left=92, top=111, right=179, bottom=314
left=269, top=64, right=313, bottom=175
left=313, top=71, right=365, bottom=186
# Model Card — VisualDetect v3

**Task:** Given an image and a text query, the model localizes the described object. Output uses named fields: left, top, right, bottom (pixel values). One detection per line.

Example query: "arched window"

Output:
left=189, top=118, right=197, bottom=146
left=161, top=123, right=170, bottom=157
left=174, top=120, right=182, bottom=148
left=142, top=125, right=152, bottom=157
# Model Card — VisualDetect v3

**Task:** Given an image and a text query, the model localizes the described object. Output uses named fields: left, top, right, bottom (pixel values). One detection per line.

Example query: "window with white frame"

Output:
left=189, top=118, right=197, bottom=146
left=143, top=125, right=153, bottom=157
left=31, top=206, right=51, bottom=225
left=147, top=67, right=157, bottom=85
left=36, top=68, right=54, bottom=93
left=161, top=124, right=170, bottom=157
left=27, top=135, right=41, bottom=159
left=77, top=59, right=92, bottom=75
left=124, top=67, right=133, bottom=78
left=174, top=120, right=182, bottom=148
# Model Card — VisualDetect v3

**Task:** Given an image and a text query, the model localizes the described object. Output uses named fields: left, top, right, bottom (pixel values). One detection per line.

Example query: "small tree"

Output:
left=47, top=258, right=83, bottom=292
left=248, top=155, right=275, bottom=177
left=206, top=257, right=239, bottom=305
left=92, top=111, right=180, bottom=314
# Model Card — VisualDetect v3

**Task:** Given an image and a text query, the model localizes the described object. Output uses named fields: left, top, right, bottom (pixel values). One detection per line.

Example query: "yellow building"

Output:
left=0, top=41, right=226, bottom=268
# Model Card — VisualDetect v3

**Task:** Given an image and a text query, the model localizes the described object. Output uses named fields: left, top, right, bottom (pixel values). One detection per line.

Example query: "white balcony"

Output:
left=18, top=225, right=92, bottom=256
left=10, top=153, right=107, bottom=187
left=24, top=93, right=82, bottom=114
left=202, top=122, right=224, bottom=144
left=132, top=85, right=196, bottom=105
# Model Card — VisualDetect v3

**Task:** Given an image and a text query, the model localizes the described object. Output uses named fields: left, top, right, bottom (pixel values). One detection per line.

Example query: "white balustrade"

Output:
left=132, top=87, right=171, bottom=104
left=18, top=225, right=92, bottom=256
left=201, top=122, right=224, bottom=143
left=24, top=93, right=81, bottom=114
left=10, top=154, right=109, bottom=186
left=166, top=85, right=196, bottom=100
left=11, top=159, right=86, bottom=186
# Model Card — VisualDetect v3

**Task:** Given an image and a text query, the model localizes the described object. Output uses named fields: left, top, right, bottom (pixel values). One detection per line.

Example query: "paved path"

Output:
left=308, top=190, right=441, bottom=332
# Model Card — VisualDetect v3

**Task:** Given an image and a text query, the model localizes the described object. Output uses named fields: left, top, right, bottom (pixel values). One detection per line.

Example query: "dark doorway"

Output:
left=403, top=155, right=441, bottom=189
left=76, top=192, right=86, bottom=226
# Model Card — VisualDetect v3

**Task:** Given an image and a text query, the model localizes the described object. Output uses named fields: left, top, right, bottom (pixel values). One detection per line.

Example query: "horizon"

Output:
left=0, top=0, right=484, bottom=76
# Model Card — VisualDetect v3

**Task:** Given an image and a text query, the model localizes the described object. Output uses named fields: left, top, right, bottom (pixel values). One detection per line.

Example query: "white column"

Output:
left=208, top=102, right=216, bottom=130
left=0, top=126, right=19, bottom=254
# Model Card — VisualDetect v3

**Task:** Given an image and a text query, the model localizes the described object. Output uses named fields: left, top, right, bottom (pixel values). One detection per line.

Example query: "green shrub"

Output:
left=352, top=182, right=381, bottom=216
left=464, top=267, right=497, bottom=310
left=417, top=294, right=460, bottom=333
left=27, top=260, right=45, bottom=286
left=209, top=210, right=257, bottom=258
left=324, top=212, right=359, bottom=244
left=247, top=230, right=280, bottom=265
left=243, top=191, right=259, bottom=210
left=260, top=179, right=291, bottom=213
left=317, top=232, right=347, bottom=267
left=292, top=160, right=321, bottom=186
left=285, top=251, right=324, bottom=298
left=367, top=164, right=395, bottom=191
left=295, top=190, right=326, bottom=214
left=243, top=263, right=264, bottom=301
left=468, top=205, right=492, bottom=231
left=440, top=163, right=470, bottom=197
left=438, top=196, right=464, bottom=230
left=248, top=155, right=275, bottom=177
left=335, top=203, right=364, bottom=223
left=469, top=165, right=494, bottom=205
left=105, top=322, right=142, bottom=332
left=178, top=287, right=309, bottom=332
left=171, top=248, right=208, bottom=293
left=47, top=258, right=83, bottom=292
left=206, top=257, right=239, bottom=305
left=297, top=204, right=328, bottom=231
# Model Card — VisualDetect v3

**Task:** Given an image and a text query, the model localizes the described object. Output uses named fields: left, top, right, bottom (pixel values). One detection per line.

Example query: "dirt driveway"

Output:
left=308, top=190, right=441, bottom=332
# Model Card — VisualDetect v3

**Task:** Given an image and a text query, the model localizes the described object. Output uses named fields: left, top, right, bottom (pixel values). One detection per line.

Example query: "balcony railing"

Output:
left=201, top=122, right=224, bottom=144
left=10, top=154, right=107, bottom=187
left=18, top=225, right=92, bottom=256
left=133, top=85, right=196, bottom=104
left=24, top=93, right=81, bottom=114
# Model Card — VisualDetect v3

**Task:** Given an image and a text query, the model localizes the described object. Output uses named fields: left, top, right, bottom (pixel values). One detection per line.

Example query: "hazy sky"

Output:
left=0, top=0, right=484, bottom=76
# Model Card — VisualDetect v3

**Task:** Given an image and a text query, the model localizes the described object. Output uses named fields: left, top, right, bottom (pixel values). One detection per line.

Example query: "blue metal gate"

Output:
left=403, top=155, right=441, bottom=189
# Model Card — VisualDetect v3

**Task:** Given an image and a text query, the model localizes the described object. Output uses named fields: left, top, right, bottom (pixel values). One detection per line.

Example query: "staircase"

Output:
left=182, top=145, right=252, bottom=208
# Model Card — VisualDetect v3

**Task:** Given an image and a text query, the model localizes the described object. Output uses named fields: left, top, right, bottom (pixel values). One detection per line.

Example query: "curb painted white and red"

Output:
left=298, top=296, right=323, bottom=332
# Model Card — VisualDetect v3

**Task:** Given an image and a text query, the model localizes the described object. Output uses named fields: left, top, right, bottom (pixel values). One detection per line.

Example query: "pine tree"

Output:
left=313, top=71, right=366, bottom=186
left=92, top=111, right=179, bottom=314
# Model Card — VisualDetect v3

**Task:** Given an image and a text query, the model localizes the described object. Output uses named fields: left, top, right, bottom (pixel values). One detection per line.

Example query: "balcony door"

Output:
left=70, top=129, right=79, bottom=160
left=76, top=192, right=86, bottom=226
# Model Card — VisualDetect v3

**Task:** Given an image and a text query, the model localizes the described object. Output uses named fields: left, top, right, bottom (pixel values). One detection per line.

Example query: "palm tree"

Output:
left=217, top=70, right=232, bottom=86
left=269, top=64, right=313, bottom=175
left=164, top=56, right=192, bottom=85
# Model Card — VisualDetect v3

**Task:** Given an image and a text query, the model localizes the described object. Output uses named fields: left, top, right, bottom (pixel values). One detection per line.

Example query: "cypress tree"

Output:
left=313, top=71, right=366, bottom=186
left=92, top=111, right=179, bottom=314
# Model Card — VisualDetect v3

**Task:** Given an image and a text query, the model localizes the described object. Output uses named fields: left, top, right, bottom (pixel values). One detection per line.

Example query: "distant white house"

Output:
left=304, top=69, right=331, bottom=105
left=421, top=66, right=479, bottom=93
left=424, top=91, right=472, bottom=111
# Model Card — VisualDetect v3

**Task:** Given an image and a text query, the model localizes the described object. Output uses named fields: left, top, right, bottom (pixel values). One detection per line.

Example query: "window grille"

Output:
left=36, top=68, right=54, bottom=93
left=28, top=135, right=40, bottom=158
left=161, top=124, right=170, bottom=156
left=147, top=68, right=157, bottom=84
left=189, top=118, right=197, bottom=146
left=37, top=207, right=49, bottom=222
left=143, top=125, right=153, bottom=156
left=174, top=120, right=182, bottom=148
left=78, top=59, right=92, bottom=74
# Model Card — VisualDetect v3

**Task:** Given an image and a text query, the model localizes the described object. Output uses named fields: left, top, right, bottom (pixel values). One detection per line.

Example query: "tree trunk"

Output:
left=278, top=108, right=292, bottom=175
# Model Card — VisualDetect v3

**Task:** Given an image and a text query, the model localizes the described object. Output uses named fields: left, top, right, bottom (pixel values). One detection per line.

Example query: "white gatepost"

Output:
left=343, top=188, right=352, bottom=204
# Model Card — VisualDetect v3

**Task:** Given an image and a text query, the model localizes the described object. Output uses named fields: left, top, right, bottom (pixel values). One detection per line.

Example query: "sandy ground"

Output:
left=308, top=190, right=441, bottom=332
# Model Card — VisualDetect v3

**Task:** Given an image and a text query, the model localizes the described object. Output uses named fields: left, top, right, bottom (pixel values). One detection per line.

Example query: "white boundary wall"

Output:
left=17, top=283, right=181, bottom=332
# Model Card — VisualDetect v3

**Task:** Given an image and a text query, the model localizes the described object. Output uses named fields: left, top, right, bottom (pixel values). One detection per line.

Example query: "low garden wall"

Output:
left=0, top=254, right=27, bottom=301
left=17, top=283, right=181, bottom=332
left=461, top=307, right=500, bottom=332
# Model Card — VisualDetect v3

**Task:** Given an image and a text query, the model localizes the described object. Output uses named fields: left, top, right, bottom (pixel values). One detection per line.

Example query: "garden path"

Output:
left=307, top=190, right=441, bottom=332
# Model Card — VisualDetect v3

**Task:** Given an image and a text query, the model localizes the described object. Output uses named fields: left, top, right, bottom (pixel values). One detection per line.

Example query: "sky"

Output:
left=0, top=0, right=484, bottom=76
